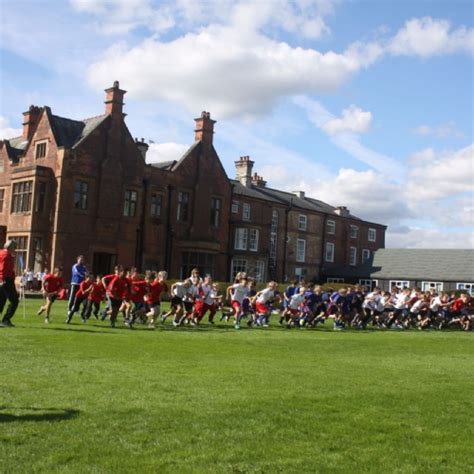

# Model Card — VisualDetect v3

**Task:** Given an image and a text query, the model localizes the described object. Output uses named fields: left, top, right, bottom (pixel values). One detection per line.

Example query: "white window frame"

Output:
left=325, top=242, right=334, bottom=262
left=231, top=258, right=248, bottom=279
left=350, top=225, right=358, bottom=239
left=421, top=281, right=444, bottom=292
left=298, top=214, right=307, bottom=231
left=296, top=238, right=306, bottom=263
left=368, top=228, right=376, bottom=242
left=242, top=203, right=251, bottom=221
left=234, top=228, right=248, bottom=250
left=349, top=247, right=357, bottom=266
left=456, top=283, right=474, bottom=294
left=326, top=220, right=336, bottom=235
left=359, top=279, right=378, bottom=289
left=362, top=249, right=370, bottom=262
left=327, top=277, right=344, bottom=283
left=231, top=200, right=239, bottom=213
left=248, top=229, right=259, bottom=252
left=254, top=261, right=265, bottom=283
left=390, top=280, right=410, bottom=289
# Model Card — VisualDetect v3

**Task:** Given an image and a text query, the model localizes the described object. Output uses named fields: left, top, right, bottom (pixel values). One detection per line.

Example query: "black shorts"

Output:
left=47, top=294, right=57, bottom=303
left=184, top=301, right=194, bottom=313
left=110, top=298, right=122, bottom=310
left=171, top=296, right=183, bottom=309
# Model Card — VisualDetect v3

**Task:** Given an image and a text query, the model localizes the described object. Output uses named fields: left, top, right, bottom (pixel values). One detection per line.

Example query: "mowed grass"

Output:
left=1, top=299, right=473, bottom=473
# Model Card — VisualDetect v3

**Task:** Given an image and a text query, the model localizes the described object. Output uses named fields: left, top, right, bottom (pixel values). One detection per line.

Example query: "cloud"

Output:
left=386, top=227, right=474, bottom=249
left=0, top=116, right=22, bottom=140
left=146, top=142, right=189, bottom=164
left=413, top=122, right=465, bottom=139
left=406, top=144, right=474, bottom=200
left=388, top=17, right=474, bottom=57
left=294, top=96, right=400, bottom=176
left=321, top=105, right=372, bottom=135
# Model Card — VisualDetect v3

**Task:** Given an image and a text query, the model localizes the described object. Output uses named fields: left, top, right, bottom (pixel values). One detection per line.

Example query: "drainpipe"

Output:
left=282, top=198, right=293, bottom=282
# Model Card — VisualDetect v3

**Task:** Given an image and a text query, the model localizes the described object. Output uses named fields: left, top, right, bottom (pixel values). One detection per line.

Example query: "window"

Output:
left=11, top=181, right=33, bottom=213
left=177, top=191, right=189, bottom=222
left=249, top=229, right=259, bottom=251
left=242, top=203, right=251, bottom=221
left=327, top=277, right=344, bottom=283
left=359, top=279, right=378, bottom=290
left=0, top=189, right=4, bottom=213
left=10, top=235, right=28, bottom=275
left=350, top=225, right=358, bottom=239
left=368, top=228, right=376, bottom=242
left=210, top=197, right=221, bottom=227
left=231, top=200, right=239, bottom=213
left=326, top=220, right=336, bottom=234
left=349, top=247, right=357, bottom=266
left=35, top=142, right=47, bottom=159
left=180, top=252, right=215, bottom=279
left=270, top=209, right=278, bottom=265
left=123, top=190, right=138, bottom=217
left=35, top=182, right=46, bottom=212
left=457, top=283, right=474, bottom=294
left=298, top=215, right=307, bottom=231
left=390, top=280, right=410, bottom=289
left=74, top=180, right=88, bottom=210
left=296, top=239, right=306, bottom=262
left=150, top=194, right=162, bottom=217
left=254, top=261, right=265, bottom=283
left=362, top=249, right=370, bottom=262
left=234, top=228, right=248, bottom=250
left=422, top=281, right=443, bottom=292
left=325, top=242, right=334, bottom=262
left=231, top=258, right=248, bottom=280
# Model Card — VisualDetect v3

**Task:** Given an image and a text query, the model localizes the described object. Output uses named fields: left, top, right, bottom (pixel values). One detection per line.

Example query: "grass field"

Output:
left=1, top=299, right=473, bottom=473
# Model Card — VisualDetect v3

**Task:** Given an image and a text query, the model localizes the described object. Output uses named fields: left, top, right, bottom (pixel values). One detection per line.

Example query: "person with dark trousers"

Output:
left=68, top=255, right=87, bottom=313
left=0, top=240, right=19, bottom=327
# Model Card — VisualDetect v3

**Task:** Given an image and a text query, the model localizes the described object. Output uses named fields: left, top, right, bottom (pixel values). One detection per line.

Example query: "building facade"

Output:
left=0, top=82, right=386, bottom=282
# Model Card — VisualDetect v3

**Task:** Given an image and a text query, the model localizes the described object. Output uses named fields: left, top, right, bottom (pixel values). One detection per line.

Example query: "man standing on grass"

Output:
left=68, top=255, right=87, bottom=314
left=0, top=240, right=19, bottom=327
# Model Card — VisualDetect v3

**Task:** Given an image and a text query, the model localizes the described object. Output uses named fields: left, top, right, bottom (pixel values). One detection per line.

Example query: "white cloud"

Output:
left=413, top=122, right=465, bottom=139
left=321, top=105, right=372, bottom=135
left=386, top=227, right=474, bottom=249
left=146, top=142, right=189, bottom=164
left=0, top=116, right=22, bottom=140
left=406, top=144, right=474, bottom=200
left=388, top=17, right=474, bottom=57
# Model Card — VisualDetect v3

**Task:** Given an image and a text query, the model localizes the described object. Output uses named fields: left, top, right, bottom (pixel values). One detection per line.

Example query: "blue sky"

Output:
left=1, top=0, right=473, bottom=248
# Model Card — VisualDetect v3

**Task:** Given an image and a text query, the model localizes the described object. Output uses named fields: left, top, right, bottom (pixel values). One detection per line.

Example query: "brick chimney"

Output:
left=252, top=172, right=267, bottom=187
left=235, top=156, right=254, bottom=187
left=104, top=80, right=126, bottom=118
left=335, top=206, right=350, bottom=217
left=194, top=111, right=215, bottom=145
left=293, top=191, right=305, bottom=199
left=22, top=105, right=42, bottom=141
left=135, top=137, right=149, bottom=160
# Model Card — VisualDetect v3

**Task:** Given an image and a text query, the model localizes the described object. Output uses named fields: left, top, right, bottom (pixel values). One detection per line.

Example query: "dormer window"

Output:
left=35, top=141, right=47, bottom=159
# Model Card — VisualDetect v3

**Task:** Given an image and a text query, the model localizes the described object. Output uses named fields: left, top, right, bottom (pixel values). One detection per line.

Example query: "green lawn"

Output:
left=1, top=299, right=473, bottom=473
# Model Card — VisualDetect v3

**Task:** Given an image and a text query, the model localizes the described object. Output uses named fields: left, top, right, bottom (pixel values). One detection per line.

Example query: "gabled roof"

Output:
left=2, top=110, right=108, bottom=160
left=170, top=141, right=201, bottom=171
left=325, top=249, right=474, bottom=282
left=150, top=160, right=176, bottom=171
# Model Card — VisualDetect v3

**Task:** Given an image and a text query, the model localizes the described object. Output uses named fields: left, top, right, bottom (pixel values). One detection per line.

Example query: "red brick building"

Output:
left=0, top=82, right=386, bottom=283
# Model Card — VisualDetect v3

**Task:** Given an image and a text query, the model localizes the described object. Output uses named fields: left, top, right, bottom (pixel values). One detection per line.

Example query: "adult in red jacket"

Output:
left=0, top=240, right=19, bottom=327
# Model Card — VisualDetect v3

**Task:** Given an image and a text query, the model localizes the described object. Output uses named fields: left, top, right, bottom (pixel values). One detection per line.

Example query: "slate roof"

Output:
left=230, top=180, right=282, bottom=203
left=150, top=160, right=176, bottom=170
left=3, top=110, right=108, bottom=159
left=325, top=249, right=474, bottom=282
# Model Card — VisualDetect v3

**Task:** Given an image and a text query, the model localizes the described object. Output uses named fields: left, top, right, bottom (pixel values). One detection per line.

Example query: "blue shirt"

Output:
left=71, top=263, right=87, bottom=285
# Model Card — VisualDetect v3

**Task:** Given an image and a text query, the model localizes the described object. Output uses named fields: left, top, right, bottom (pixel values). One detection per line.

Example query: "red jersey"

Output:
left=0, top=249, right=15, bottom=280
left=75, top=280, right=93, bottom=299
left=130, top=280, right=148, bottom=303
left=145, top=281, right=168, bottom=305
left=88, top=282, right=106, bottom=303
left=107, top=275, right=130, bottom=300
left=43, top=274, right=64, bottom=293
left=451, top=298, right=466, bottom=312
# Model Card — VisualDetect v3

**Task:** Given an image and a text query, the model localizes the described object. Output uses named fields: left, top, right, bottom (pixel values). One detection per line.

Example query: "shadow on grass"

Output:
left=31, top=326, right=119, bottom=335
left=0, top=406, right=80, bottom=423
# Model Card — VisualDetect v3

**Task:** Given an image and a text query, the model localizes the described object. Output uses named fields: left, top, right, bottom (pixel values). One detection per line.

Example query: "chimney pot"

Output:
left=104, top=81, right=126, bottom=118
left=22, top=105, right=42, bottom=141
left=194, top=111, right=216, bottom=145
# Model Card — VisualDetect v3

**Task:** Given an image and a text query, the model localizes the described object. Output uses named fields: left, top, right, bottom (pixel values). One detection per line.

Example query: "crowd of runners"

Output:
left=1, top=244, right=473, bottom=332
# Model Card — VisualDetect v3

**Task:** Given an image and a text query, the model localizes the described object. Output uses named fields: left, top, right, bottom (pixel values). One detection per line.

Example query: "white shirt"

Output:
left=289, top=293, right=305, bottom=310
left=394, top=294, right=410, bottom=309
left=231, top=283, right=249, bottom=304
left=257, top=288, right=274, bottom=304
left=173, top=282, right=187, bottom=299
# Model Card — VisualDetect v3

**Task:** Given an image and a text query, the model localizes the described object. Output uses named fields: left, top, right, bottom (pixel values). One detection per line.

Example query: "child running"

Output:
left=37, top=267, right=64, bottom=323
